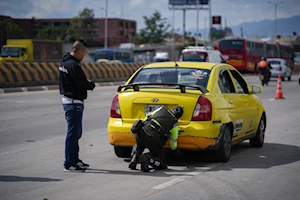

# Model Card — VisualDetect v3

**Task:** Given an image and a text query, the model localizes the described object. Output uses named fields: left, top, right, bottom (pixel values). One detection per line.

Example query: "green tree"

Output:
left=0, top=19, right=24, bottom=45
left=36, top=26, right=69, bottom=41
left=134, top=11, right=171, bottom=44
left=70, top=8, right=97, bottom=43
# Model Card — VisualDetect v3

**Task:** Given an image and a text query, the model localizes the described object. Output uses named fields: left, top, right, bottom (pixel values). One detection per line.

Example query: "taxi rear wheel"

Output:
left=114, top=146, right=132, bottom=158
left=213, top=125, right=232, bottom=162
left=250, top=115, right=266, bottom=147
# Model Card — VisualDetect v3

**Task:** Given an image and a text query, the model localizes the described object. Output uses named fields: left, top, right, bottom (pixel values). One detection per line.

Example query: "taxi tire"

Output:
left=213, top=125, right=232, bottom=162
left=250, top=115, right=266, bottom=147
left=114, top=146, right=132, bottom=158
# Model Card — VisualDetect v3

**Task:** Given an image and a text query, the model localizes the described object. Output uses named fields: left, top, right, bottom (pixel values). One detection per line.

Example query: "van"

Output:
left=153, top=52, right=169, bottom=62
left=179, top=46, right=227, bottom=63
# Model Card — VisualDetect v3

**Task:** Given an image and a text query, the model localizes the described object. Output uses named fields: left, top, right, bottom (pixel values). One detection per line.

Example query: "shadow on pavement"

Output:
left=166, top=142, right=300, bottom=171
left=85, top=142, right=300, bottom=175
left=0, top=175, right=62, bottom=182
left=84, top=166, right=193, bottom=177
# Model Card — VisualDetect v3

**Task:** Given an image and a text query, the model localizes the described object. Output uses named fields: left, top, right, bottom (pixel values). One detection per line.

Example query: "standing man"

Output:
left=129, top=106, right=184, bottom=172
left=59, top=39, right=95, bottom=172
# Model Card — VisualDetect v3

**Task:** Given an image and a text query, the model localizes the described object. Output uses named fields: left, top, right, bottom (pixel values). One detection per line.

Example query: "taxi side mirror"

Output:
left=251, top=84, right=262, bottom=94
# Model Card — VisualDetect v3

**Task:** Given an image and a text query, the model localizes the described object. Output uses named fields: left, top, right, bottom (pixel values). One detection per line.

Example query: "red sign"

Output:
left=212, top=16, right=221, bottom=25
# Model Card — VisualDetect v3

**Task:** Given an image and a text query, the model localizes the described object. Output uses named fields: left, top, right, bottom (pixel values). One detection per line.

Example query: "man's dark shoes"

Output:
left=77, top=161, right=90, bottom=169
left=139, top=154, right=150, bottom=172
left=124, top=158, right=132, bottom=162
left=64, top=165, right=85, bottom=172
left=128, top=162, right=137, bottom=170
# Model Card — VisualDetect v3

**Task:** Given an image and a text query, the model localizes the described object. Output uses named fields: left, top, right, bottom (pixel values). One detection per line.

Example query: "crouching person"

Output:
left=129, top=105, right=184, bottom=172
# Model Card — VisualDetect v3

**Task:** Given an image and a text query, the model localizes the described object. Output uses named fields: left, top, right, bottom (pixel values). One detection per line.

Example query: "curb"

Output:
left=0, top=81, right=125, bottom=94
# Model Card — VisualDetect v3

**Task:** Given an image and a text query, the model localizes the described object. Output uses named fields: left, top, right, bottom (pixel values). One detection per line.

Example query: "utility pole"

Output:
left=208, top=0, right=212, bottom=45
left=204, top=18, right=206, bottom=41
left=183, top=8, right=186, bottom=46
left=172, top=7, right=175, bottom=59
left=121, top=4, right=123, bottom=18
left=267, top=1, right=284, bottom=41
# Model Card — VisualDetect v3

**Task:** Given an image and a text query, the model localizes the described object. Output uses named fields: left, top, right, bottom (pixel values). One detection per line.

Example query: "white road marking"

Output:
left=151, top=163, right=222, bottom=190
left=15, top=98, right=49, bottom=103
left=152, top=176, right=194, bottom=190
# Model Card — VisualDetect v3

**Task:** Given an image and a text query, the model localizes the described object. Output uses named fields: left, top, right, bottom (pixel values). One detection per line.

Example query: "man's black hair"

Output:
left=76, top=39, right=88, bottom=47
left=72, top=39, right=88, bottom=53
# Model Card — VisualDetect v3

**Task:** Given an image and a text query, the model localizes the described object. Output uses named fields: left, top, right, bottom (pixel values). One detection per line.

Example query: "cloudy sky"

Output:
left=1, top=0, right=299, bottom=31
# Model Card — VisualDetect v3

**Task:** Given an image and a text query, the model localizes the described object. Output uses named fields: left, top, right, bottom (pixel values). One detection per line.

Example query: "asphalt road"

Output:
left=0, top=75, right=300, bottom=200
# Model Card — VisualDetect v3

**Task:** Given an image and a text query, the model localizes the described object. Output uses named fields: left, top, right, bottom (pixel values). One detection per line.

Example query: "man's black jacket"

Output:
left=59, top=53, right=95, bottom=101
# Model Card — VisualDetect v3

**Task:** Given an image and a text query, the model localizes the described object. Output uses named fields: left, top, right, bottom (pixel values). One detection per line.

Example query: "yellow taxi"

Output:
left=108, top=62, right=266, bottom=162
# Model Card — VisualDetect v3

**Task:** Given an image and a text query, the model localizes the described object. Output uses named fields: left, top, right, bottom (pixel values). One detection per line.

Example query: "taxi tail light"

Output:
left=110, top=94, right=121, bottom=118
left=192, top=96, right=212, bottom=121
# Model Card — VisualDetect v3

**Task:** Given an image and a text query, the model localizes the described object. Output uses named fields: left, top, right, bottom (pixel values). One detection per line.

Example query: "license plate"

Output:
left=145, top=104, right=164, bottom=115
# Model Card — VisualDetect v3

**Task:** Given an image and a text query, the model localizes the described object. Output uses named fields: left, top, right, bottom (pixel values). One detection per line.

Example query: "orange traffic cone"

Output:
left=275, top=74, right=285, bottom=99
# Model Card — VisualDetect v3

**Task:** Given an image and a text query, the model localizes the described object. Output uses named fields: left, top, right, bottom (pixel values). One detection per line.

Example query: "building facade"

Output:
left=0, top=15, right=136, bottom=48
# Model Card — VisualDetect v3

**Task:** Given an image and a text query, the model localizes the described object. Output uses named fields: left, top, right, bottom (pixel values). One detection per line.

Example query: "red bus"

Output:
left=278, top=42, right=294, bottom=70
left=216, top=37, right=294, bottom=72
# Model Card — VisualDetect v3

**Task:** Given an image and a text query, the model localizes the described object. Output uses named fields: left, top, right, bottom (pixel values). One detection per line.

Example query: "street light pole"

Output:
left=105, top=0, right=108, bottom=49
left=172, top=7, right=175, bottom=59
left=267, top=1, right=284, bottom=41
left=196, top=0, right=199, bottom=46
left=208, top=0, right=212, bottom=45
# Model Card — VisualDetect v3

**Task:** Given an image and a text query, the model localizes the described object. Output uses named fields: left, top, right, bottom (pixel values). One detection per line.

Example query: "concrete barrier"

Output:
left=0, top=62, right=145, bottom=88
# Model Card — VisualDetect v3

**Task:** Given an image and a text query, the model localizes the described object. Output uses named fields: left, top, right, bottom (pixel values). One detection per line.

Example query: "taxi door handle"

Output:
left=228, top=100, right=234, bottom=104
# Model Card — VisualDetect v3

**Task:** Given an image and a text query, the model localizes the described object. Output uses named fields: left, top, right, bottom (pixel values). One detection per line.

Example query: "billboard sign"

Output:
left=169, top=0, right=209, bottom=6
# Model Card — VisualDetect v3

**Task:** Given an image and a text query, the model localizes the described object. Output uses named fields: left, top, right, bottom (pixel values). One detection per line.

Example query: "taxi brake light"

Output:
left=110, top=95, right=121, bottom=118
left=192, top=96, right=212, bottom=121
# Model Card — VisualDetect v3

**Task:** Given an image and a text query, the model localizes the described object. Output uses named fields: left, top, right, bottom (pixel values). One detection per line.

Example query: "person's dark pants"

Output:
left=259, top=67, right=270, bottom=82
left=63, top=103, right=84, bottom=167
left=130, top=129, right=167, bottom=170
left=259, top=67, right=267, bottom=75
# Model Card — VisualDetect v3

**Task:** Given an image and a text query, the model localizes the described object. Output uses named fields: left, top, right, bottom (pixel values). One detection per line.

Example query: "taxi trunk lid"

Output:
left=118, top=89, right=203, bottom=125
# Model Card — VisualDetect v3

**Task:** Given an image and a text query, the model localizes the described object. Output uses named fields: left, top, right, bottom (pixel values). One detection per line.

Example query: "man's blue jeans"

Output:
left=63, top=103, right=84, bottom=167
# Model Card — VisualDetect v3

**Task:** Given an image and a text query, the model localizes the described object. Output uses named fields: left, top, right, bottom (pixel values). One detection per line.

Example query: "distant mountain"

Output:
left=185, top=15, right=300, bottom=38
left=231, top=15, right=300, bottom=38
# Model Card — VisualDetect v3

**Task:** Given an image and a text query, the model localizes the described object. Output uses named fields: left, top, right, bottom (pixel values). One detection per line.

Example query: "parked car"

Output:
left=267, top=58, right=293, bottom=81
left=179, top=46, right=227, bottom=63
left=107, top=62, right=266, bottom=162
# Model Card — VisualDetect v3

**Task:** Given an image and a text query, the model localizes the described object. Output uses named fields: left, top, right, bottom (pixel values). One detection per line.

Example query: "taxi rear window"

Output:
left=130, top=67, right=210, bottom=88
